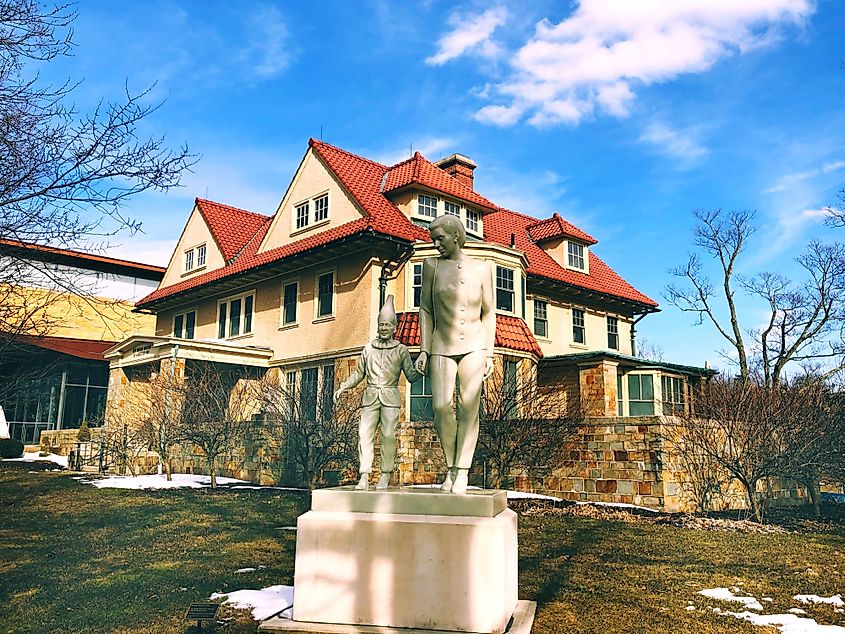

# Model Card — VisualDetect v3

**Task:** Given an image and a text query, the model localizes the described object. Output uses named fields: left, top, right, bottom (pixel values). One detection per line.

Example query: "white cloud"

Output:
left=445, top=0, right=814, bottom=127
left=823, top=160, right=845, bottom=173
left=426, top=7, right=509, bottom=66
left=369, top=136, right=458, bottom=166
left=639, top=122, right=708, bottom=160
left=764, top=158, right=845, bottom=193
left=240, top=5, right=293, bottom=77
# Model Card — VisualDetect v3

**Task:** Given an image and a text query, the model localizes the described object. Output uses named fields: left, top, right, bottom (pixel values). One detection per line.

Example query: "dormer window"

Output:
left=184, top=243, right=207, bottom=273
left=444, top=201, right=460, bottom=217
left=295, top=201, right=310, bottom=229
left=466, top=209, right=479, bottom=233
left=196, top=244, right=206, bottom=268
left=568, top=242, right=585, bottom=271
left=418, top=194, right=438, bottom=218
left=184, top=249, right=194, bottom=272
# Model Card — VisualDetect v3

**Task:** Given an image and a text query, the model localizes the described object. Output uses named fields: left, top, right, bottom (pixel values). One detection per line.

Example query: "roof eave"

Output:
left=527, top=273, right=659, bottom=315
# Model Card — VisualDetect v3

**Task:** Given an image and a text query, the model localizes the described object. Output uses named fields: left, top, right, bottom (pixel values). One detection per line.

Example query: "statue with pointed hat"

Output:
left=335, top=295, right=422, bottom=490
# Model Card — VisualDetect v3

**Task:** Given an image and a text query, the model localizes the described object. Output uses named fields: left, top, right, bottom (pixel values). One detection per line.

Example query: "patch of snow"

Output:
left=685, top=605, right=696, bottom=611
left=4, top=452, right=68, bottom=467
left=795, top=595, right=845, bottom=608
left=278, top=527, right=296, bottom=531
left=83, top=474, right=247, bottom=490
left=789, top=608, right=807, bottom=615
left=699, top=588, right=764, bottom=611
left=764, top=597, right=774, bottom=602
left=713, top=609, right=845, bottom=633
left=210, top=584, right=294, bottom=621
left=235, top=568, right=257, bottom=574
left=576, top=500, right=661, bottom=513
left=506, top=490, right=563, bottom=501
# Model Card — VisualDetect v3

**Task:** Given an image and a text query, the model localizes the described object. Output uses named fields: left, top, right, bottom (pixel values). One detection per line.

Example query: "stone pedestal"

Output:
left=268, top=487, right=520, bottom=634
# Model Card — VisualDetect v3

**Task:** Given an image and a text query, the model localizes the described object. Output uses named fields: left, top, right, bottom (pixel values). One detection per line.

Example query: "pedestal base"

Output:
left=287, top=488, right=518, bottom=634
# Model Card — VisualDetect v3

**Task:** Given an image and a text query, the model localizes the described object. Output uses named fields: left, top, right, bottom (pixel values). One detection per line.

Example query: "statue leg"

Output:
left=357, top=404, right=379, bottom=490
left=378, top=406, right=400, bottom=489
left=452, top=350, right=487, bottom=494
left=430, top=354, right=459, bottom=490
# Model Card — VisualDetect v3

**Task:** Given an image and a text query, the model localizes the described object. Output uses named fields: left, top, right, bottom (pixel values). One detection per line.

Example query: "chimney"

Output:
left=434, top=153, right=477, bottom=190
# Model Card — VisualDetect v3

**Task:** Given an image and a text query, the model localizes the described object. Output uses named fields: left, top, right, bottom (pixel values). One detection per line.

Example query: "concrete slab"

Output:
left=311, top=486, right=507, bottom=518
left=258, top=600, right=537, bottom=634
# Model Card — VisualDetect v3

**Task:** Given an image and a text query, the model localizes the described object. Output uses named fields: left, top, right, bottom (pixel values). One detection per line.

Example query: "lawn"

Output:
left=1, top=467, right=844, bottom=634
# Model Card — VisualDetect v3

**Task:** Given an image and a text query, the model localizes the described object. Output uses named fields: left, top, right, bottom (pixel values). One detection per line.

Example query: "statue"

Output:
left=335, top=295, right=421, bottom=490
left=416, top=215, right=495, bottom=494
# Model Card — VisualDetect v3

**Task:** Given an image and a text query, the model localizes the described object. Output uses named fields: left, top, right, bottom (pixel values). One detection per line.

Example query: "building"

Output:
left=104, top=139, right=717, bottom=509
left=0, top=239, right=164, bottom=443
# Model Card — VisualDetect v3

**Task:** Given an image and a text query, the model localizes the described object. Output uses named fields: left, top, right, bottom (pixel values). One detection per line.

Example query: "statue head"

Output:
left=377, top=295, right=398, bottom=342
left=429, top=215, right=466, bottom=249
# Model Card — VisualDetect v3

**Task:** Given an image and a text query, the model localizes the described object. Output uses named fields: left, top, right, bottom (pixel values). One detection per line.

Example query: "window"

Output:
left=282, top=281, right=298, bottom=325
left=628, top=374, right=655, bottom=416
left=317, top=271, right=334, bottom=318
left=301, top=367, right=318, bottom=421
left=617, top=374, right=624, bottom=416
left=410, top=373, right=433, bottom=421
left=196, top=244, right=207, bottom=268
left=173, top=310, right=196, bottom=339
left=444, top=200, right=460, bottom=217
left=568, top=242, right=585, bottom=270
left=495, top=266, right=514, bottom=312
left=411, top=262, right=423, bottom=308
left=314, top=193, right=329, bottom=223
left=218, top=292, right=255, bottom=338
left=503, top=359, right=518, bottom=419
left=661, top=375, right=686, bottom=415
left=466, top=209, right=479, bottom=233
left=607, top=316, right=619, bottom=350
left=534, top=300, right=548, bottom=338
left=320, top=364, right=334, bottom=422
left=572, top=308, right=585, bottom=344
left=418, top=194, right=438, bottom=218
left=295, top=201, right=310, bottom=230
left=285, top=370, right=297, bottom=417
left=184, top=244, right=206, bottom=272
left=184, top=249, right=194, bottom=272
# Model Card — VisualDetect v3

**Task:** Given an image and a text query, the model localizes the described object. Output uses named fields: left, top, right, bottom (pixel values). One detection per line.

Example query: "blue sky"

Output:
left=42, top=0, right=845, bottom=370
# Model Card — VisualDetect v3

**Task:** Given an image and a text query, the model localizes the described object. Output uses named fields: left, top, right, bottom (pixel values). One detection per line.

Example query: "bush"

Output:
left=77, top=421, right=91, bottom=442
left=0, top=438, right=24, bottom=459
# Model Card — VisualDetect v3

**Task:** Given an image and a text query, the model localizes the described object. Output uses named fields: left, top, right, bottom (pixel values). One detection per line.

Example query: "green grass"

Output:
left=1, top=468, right=844, bottom=633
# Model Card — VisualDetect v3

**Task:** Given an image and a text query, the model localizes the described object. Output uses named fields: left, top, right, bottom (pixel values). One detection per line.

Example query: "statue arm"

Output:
left=335, top=352, right=366, bottom=401
left=400, top=346, right=422, bottom=384
left=481, top=263, right=495, bottom=358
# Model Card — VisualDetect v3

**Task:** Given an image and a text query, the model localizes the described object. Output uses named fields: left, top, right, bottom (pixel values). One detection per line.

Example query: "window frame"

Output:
left=661, top=374, right=686, bottom=416
left=173, top=309, right=197, bottom=340
left=294, top=200, right=310, bottom=230
left=465, top=208, right=480, bottom=234
left=627, top=373, right=655, bottom=416
left=196, top=243, right=207, bottom=269
left=444, top=200, right=460, bottom=217
left=313, top=192, right=329, bottom=223
left=417, top=193, right=438, bottom=219
left=217, top=290, right=256, bottom=340
left=495, top=265, right=515, bottom=313
left=281, top=279, right=299, bottom=328
left=533, top=299, right=548, bottom=339
left=409, top=372, right=433, bottom=422
left=315, top=269, right=336, bottom=320
left=567, top=241, right=586, bottom=271
left=410, top=261, right=423, bottom=309
left=607, top=315, right=619, bottom=350
left=572, top=307, right=586, bottom=345
left=184, top=248, right=195, bottom=273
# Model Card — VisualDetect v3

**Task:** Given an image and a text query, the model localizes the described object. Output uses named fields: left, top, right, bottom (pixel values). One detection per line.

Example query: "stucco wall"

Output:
left=159, top=204, right=226, bottom=288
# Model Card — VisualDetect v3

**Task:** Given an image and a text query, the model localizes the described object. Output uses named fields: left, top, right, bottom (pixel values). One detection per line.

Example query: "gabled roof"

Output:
left=195, top=198, right=272, bottom=262
left=383, top=151, right=498, bottom=212
left=483, top=208, right=657, bottom=308
left=138, top=138, right=656, bottom=311
left=395, top=312, right=543, bottom=358
left=527, top=212, right=597, bottom=246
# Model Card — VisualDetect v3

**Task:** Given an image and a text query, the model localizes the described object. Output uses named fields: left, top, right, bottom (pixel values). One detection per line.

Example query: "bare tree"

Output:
left=0, top=0, right=194, bottom=351
left=477, top=364, right=583, bottom=489
left=176, top=362, right=257, bottom=489
left=666, top=210, right=845, bottom=385
left=256, top=371, right=358, bottom=489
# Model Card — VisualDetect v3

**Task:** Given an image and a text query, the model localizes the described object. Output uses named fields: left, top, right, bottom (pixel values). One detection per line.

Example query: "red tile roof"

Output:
left=138, top=138, right=656, bottom=311
left=527, top=212, right=597, bottom=246
left=19, top=335, right=115, bottom=361
left=195, top=198, right=272, bottom=262
left=384, top=152, right=498, bottom=212
left=395, top=312, right=543, bottom=358
left=483, top=208, right=657, bottom=307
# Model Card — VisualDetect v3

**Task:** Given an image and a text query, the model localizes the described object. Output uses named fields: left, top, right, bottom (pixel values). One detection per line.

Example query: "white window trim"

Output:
left=532, top=298, right=550, bottom=341
left=495, top=264, right=517, bottom=315
left=291, top=190, right=331, bottom=235
left=565, top=240, right=589, bottom=274
left=570, top=306, right=588, bottom=349
left=279, top=278, right=301, bottom=330
left=183, top=243, right=208, bottom=275
left=217, top=290, right=256, bottom=340
left=607, top=314, right=620, bottom=350
left=173, top=308, right=198, bottom=339
left=314, top=268, right=336, bottom=322
left=416, top=193, right=439, bottom=220
left=406, top=260, right=424, bottom=311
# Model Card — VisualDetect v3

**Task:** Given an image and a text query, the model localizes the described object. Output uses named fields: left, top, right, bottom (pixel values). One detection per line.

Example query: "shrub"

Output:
left=0, top=438, right=24, bottom=459
left=77, top=421, right=91, bottom=442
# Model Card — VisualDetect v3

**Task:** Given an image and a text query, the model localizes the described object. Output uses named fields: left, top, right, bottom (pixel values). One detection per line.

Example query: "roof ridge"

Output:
left=309, top=137, right=389, bottom=170
left=0, top=238, right=166, bottom=273
left=195, top=197, right=271, bottom=220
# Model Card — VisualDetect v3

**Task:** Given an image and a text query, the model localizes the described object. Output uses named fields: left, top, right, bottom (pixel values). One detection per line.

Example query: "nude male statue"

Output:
left=416, top=215, right=495, bottom=494
left=335, top=295, right=421, bottom=491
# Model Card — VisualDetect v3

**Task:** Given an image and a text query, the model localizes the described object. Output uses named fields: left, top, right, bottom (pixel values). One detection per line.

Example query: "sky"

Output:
left=36, top=0, right=845, bottom=370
